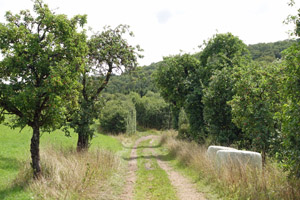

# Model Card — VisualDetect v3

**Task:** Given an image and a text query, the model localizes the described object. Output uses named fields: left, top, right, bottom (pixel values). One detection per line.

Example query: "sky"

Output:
left=0, top=0, right=298, bottom=66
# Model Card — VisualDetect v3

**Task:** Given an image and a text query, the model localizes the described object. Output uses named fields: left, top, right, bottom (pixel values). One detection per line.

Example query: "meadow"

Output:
left=0, top=123, right=125, bottom=200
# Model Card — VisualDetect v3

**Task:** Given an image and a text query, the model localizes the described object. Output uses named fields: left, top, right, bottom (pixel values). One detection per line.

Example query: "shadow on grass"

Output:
left=0, top=156, right=32, bottom=199
left=0, top=184, right=29, bottom=200
left=123, top=152, right=175, bottom=162
left=122, top=144, right=162, bottom=149
left=0, top=155, right=21, bottom=171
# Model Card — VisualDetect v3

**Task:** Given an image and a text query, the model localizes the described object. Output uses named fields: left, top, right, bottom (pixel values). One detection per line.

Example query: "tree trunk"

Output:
left=30, top=123, right=41, bottom=178
left=75, top=101, right=93, bottom=152
left=77, top=130, right=89, bottom=152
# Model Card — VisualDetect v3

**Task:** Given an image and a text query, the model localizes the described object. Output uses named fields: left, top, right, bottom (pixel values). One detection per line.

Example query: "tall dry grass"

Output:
left=14, top=145, right=122, bottom=200
left=160, top=131, right=300, bottom=200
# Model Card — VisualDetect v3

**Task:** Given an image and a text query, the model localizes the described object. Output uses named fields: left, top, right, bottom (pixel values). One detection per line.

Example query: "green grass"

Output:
left=0, top=123, right=124, bottom=200
left=0, top=125, right=32, bottom=200
left=134, top=139, right=178, bottom=200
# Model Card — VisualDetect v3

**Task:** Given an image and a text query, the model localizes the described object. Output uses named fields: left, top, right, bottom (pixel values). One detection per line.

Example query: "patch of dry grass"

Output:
left=160, top=131, right=300, bottom=200
left=14, top=145, right=121, bottom=200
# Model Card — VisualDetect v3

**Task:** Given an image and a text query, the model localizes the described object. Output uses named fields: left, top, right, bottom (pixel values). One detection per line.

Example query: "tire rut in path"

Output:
left=121, top=135, right=206, bottom=200
left=120, top=135, right=157, bottom=200
left=149, top=138, right=206, bottom=200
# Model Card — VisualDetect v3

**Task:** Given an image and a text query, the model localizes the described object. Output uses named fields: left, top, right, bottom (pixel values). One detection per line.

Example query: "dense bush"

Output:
left=177, top=108, right=190, bottom=139
left=99, top=99, right=136, bottom=134
left=154, top=54, right=205, bottom=139
left=100, top=92, right=170, bottom=132
left=134, top=91, right=171, bottom=130
left=229, top=62, right=283, bottom=163
left=280, top=41, right=300, bottom=177
left=203, top=67, right=242, bottom=145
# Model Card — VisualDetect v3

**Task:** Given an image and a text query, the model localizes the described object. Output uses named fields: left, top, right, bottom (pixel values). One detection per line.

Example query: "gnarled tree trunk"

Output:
left=30, top=122, right=41, bottom=178
left=77, top=129, right=90, bottom=151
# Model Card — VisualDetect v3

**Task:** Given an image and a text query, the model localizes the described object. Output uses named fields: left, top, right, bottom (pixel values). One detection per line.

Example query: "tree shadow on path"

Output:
left=122, top=151, right=175, bottom=162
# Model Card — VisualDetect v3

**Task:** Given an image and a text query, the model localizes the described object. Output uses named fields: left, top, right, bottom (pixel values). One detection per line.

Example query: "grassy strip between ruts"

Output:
left=134, top=139, right=178, bottom=200
left=0, top=123, right=128, bottom=200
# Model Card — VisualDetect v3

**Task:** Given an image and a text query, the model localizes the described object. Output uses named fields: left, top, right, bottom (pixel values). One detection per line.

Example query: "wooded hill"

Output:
left=105, top=39, right=297, bottom=95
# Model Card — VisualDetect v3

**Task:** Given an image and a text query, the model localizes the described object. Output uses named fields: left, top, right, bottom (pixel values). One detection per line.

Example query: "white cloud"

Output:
left=156, top=9, right=172, bottom=24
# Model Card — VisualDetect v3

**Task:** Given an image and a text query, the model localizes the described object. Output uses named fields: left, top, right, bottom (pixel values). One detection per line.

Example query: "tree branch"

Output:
left=39, top=93, right=49, bottom=111
left=91, top=62, right=113, bottom=101
left=0, top=100, right=23, bottom=119
left=82, top=70, right=88, bottom=101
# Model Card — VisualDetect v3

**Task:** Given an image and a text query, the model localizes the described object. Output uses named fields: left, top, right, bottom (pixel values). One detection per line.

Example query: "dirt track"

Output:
left=121, top=135, right=206, bottom=200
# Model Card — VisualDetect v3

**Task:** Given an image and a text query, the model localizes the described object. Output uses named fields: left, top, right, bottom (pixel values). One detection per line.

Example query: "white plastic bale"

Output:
left=206, top=145, right=236, bottom=161
left=216, top=150, right=262, bottom=170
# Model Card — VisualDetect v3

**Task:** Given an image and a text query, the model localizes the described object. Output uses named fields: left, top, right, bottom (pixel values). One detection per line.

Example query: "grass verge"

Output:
left=160, top=130, right=300, bottom=200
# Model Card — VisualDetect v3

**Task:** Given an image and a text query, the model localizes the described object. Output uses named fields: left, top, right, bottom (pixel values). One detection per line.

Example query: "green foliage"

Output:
left=154, top=34, right=250, bottom=141
left=279, top=40, right=300, bottom=177
left=134, top=91, right=171, bottom=130
left=184, top=90, right=206, bottom=140
left=105, top=63, right=159, bottom=96
left=178, top=108, right=190, bottom=139
left=200, top=33, right=250, bottom=75
left=278, top=5, right=300, bottom=176
left=229, top=62, right=283, bottom=162
left=188, top=33, right=250, bottom=140
left=99, top=98, right=136, bottom=134
left=248, top=40, right=297, bottom=62
left=203, top=68, right=242, bottom=145
left=155, top=54, right=200, bottom=109
left=170, top=106, right=180, bottom=130
left=102, top=91, right=171, bottom=131
left=126, top=101, right=136, bottom=135
left=0, top=0, right=87, bottom=130
left=154, top=54, right=202, bottom=133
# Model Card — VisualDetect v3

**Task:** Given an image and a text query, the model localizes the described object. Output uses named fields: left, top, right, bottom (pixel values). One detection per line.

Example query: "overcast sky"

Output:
left=0, top=0, right=298, bottom=66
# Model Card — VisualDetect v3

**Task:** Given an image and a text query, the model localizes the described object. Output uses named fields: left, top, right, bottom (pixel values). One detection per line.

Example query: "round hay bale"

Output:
left=216, top=150, right=262, bottom=170
left=206, top=145, right=236, bottom=161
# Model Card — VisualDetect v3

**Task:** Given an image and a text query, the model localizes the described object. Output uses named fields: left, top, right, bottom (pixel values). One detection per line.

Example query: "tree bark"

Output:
left=75, top=101, right=93, bottom=152
left=30, top=123, right=41, bottom=178
left=77, top=130, right=89, bottom=152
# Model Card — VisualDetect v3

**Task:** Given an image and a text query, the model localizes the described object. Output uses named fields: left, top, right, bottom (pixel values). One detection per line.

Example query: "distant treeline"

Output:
left=248, top=39, right=298, bottom=62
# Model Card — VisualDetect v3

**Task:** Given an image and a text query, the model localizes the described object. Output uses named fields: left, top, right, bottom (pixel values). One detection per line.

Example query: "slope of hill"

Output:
left=248, top=39, right=297, bottom=62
